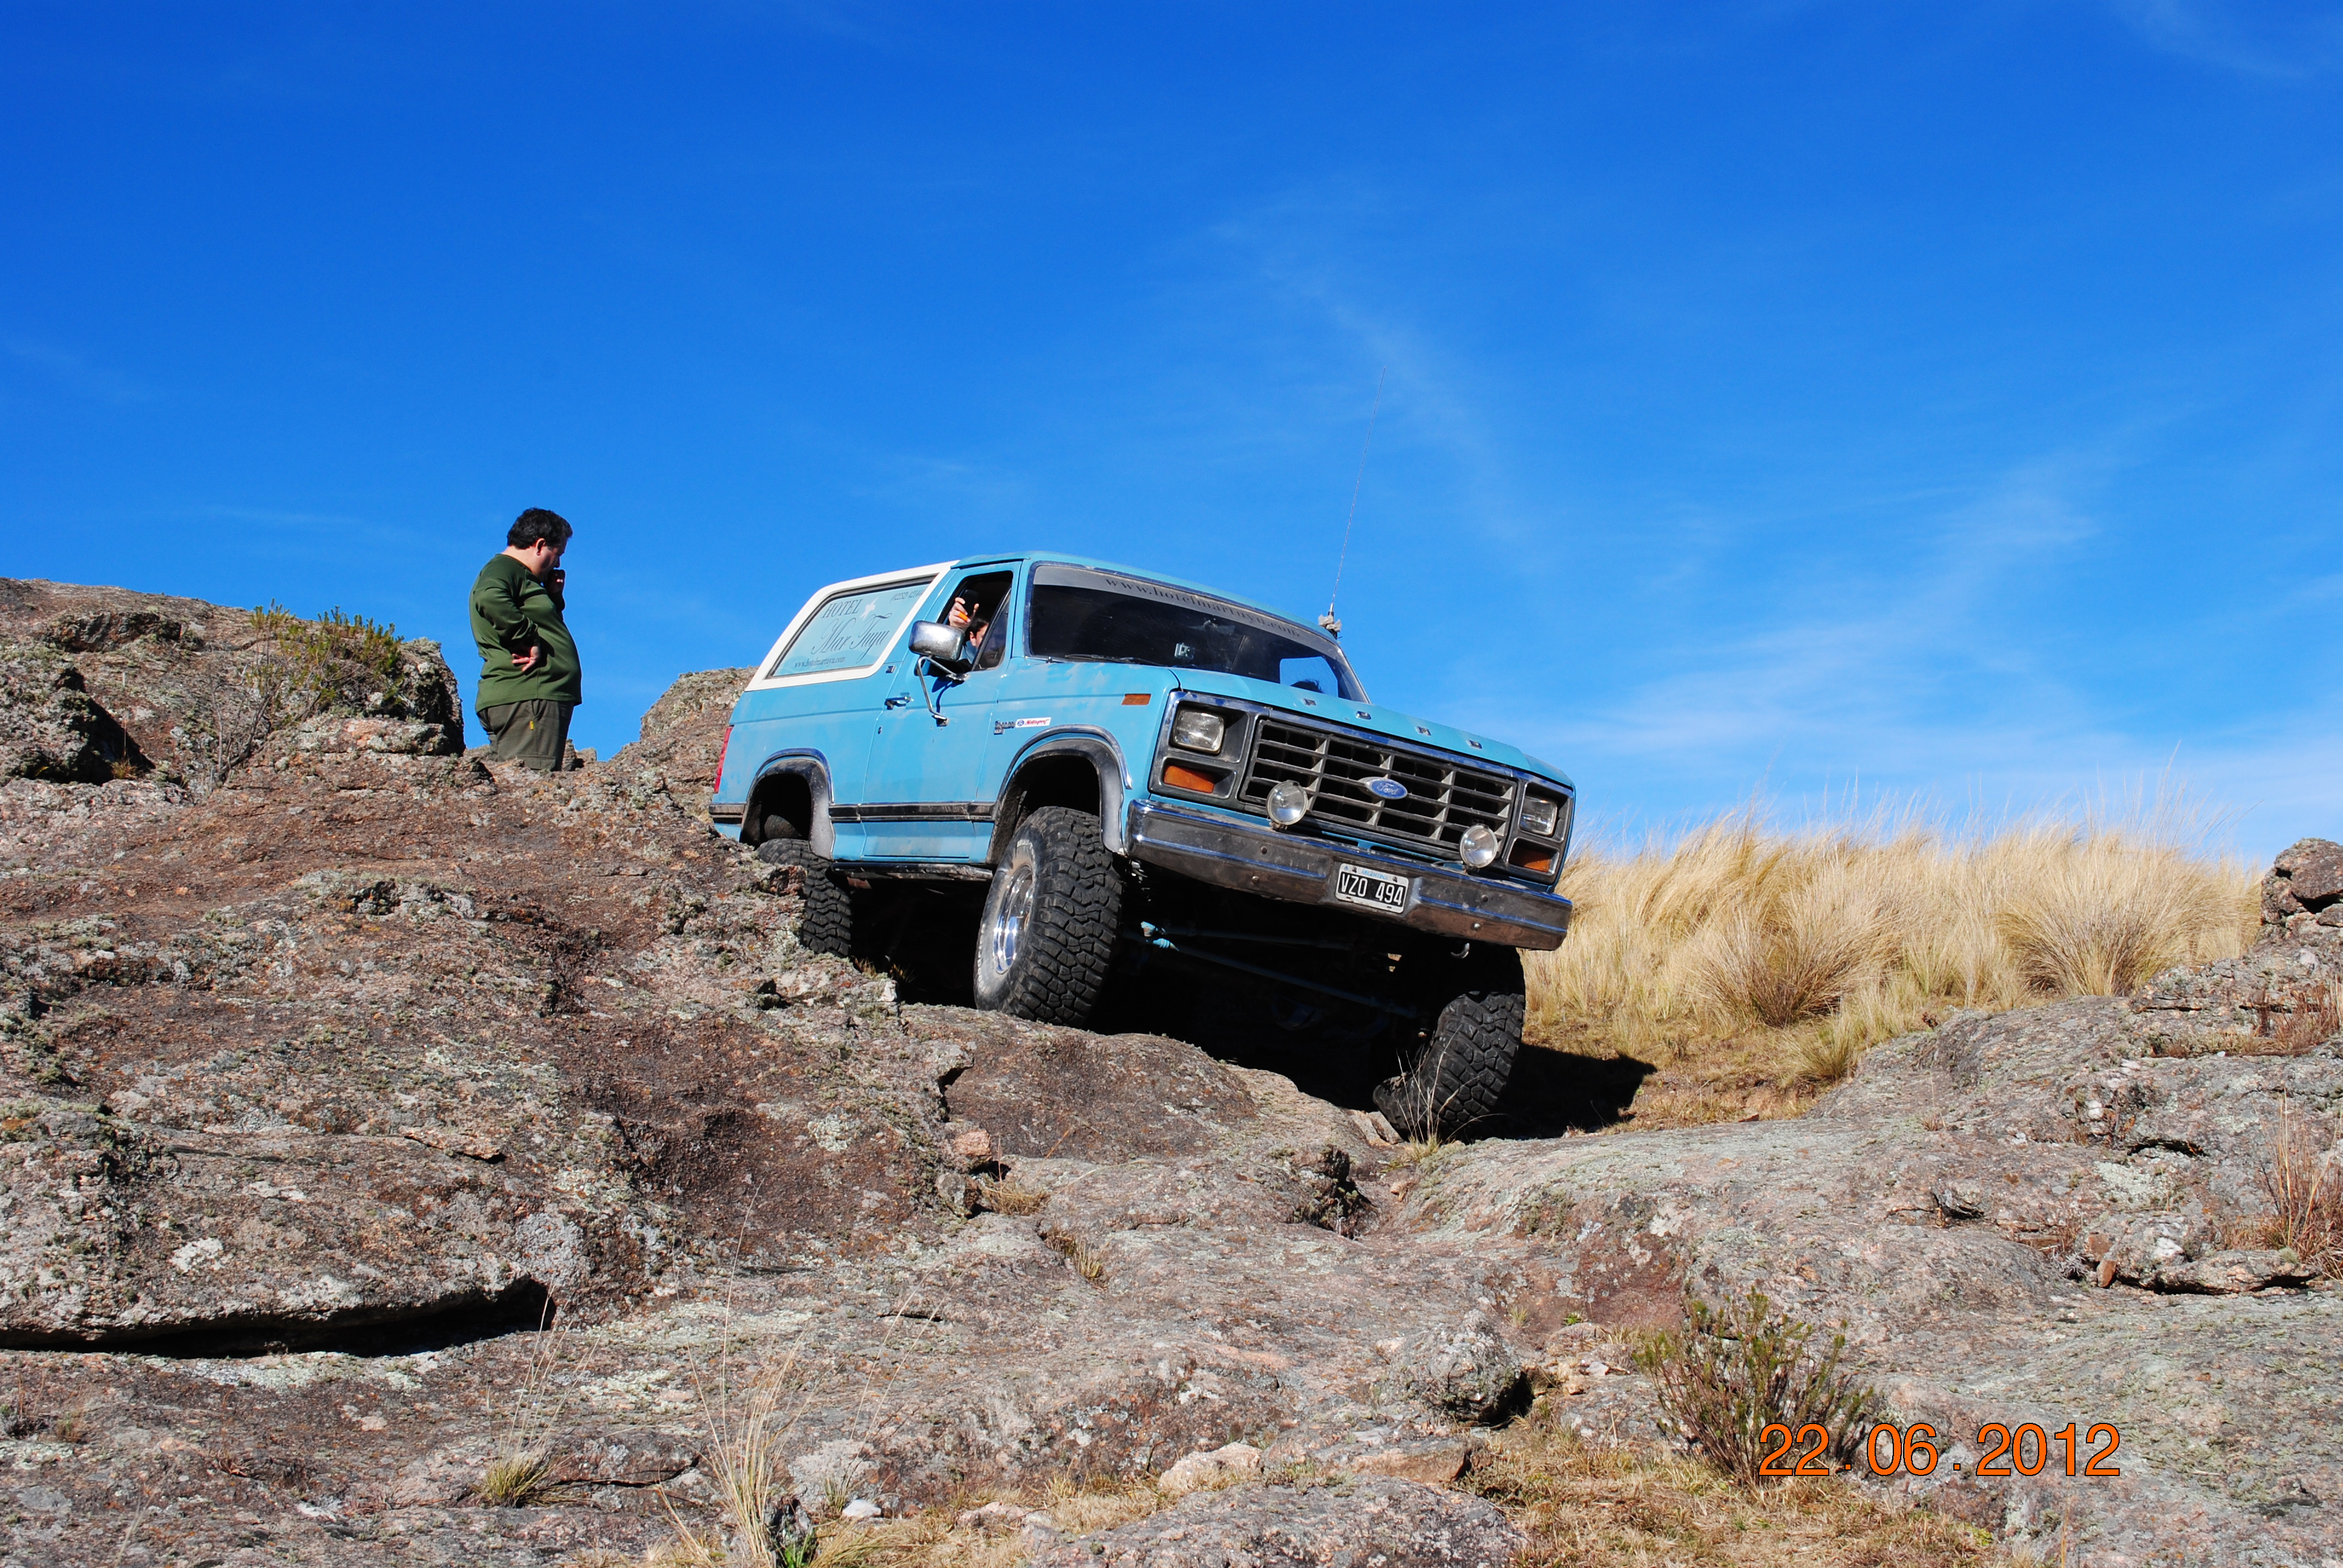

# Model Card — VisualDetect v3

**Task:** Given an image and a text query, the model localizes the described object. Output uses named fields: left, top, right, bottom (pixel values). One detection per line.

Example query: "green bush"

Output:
left=1634, top=1289, right=1877, bottom=1486
left=249, top=602, right=407, bottom=717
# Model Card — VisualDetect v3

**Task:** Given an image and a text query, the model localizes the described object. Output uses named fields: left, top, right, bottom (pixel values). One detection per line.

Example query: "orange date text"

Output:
left=1771, top=1422, right=2123, bottom=1479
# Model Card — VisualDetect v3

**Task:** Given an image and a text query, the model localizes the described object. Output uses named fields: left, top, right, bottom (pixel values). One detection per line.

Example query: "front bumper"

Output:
left=1124, top=800, right=1573, bottom=950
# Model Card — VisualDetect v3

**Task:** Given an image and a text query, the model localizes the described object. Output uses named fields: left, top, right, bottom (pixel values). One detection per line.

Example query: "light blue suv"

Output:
left=710, top=554, right=1576, bottom=1134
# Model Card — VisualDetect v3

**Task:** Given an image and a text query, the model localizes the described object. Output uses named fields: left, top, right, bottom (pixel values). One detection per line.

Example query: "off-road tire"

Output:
left=1374, top=950, right=1525, bottom=1139
left=756, top=838, right=854, bottom=958
left=972, top=806, right=1123, bottom=1025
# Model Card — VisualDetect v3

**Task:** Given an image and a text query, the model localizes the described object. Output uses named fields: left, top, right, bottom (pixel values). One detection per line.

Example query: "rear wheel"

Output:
left=756, top=838, right=854, bottom=958
left=1374, top=946, right=1525, bottom=1139
left=972, top=806, right=1123, bottom=1024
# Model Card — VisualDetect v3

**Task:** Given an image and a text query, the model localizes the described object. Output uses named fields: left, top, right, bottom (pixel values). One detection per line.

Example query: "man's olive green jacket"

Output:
left=469, top=554, right=582, bottom=711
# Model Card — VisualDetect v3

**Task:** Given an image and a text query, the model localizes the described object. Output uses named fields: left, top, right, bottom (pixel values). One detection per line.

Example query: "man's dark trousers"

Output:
left=479, top=700, right=574, bottom=771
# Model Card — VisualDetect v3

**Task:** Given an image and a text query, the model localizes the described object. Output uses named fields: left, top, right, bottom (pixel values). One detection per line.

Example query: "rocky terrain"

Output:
left=1, top=578, right=2338, bottom=1568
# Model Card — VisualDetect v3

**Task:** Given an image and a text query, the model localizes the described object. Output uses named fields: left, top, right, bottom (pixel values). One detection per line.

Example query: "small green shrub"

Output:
left=249, top=602, right=407, bottom=716
left=1634, top=1289, right=1876, bottom=1487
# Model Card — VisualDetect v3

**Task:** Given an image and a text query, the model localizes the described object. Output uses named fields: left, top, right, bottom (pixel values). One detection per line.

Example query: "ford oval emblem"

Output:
left=1364, top=777, right=1409, bottom=801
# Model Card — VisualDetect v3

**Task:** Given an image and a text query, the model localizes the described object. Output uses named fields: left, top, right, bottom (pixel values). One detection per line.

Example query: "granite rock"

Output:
left=1034, top=1477, right=1527, bottom=1568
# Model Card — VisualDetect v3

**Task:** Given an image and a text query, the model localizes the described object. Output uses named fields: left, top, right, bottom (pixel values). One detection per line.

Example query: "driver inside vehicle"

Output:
left=947, top=596, right=991, bottom=658
left=941, top=570, right=1013, bottom=672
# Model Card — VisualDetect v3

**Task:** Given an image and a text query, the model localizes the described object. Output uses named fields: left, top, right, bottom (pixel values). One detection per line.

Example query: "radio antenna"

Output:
left=1320, top=365, right=1384, bottom=639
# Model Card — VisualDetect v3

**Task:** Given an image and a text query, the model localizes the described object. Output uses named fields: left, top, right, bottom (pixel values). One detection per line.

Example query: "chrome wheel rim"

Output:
left=985, top=862, right=1037, bottom=978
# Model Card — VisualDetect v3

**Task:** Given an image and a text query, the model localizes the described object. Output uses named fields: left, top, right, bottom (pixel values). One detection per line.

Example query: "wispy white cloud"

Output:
left=849, top=452, right=1038, bottom=520
left=1432, top=436, right=2340, bottom=859
left=2103, top=0, right=2343, bottom=77
left=1477, top=445, right=2112, bottom=756
left=7, top=342, right=152, bottom=404
left=1188, top=185, right=1568, bottom=571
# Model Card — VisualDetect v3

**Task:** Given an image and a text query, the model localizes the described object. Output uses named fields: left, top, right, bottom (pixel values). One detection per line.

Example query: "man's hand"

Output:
left=514, top=644, right=543, bottom=673
left=947, top=596, right=971, bottom=629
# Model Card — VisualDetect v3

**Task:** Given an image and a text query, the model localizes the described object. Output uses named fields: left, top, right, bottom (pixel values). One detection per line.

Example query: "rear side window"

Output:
left=767, top=579, right=932, bottom=679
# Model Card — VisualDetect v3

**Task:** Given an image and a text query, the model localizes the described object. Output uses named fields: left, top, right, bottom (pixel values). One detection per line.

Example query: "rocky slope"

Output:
left=1, top=580, right=2337, bottom=1568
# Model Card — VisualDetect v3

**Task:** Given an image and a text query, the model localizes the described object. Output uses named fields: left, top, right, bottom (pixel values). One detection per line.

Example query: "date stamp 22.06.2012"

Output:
left=1759, top=1421, right=2122, bottom=1479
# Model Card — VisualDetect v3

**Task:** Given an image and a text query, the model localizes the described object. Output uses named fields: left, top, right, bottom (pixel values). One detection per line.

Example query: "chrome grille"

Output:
left=1239, top=717, right=1516, bottom=855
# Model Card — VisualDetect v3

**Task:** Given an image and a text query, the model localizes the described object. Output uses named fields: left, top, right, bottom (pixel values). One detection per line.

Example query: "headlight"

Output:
left=1267, top=780, right=1310, bottom=827
left=1520, top=794, right=1561, bottom=837
left=1172, top=707, right=1225, bottom=754
left=1460, top=824, right=1501, bottom=869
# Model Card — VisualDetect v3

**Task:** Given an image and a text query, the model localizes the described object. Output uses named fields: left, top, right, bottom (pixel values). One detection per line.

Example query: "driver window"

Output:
left=940, top=570, right=1014, bottom=672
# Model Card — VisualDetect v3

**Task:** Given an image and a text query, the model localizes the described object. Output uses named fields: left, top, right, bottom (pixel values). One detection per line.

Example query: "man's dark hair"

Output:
left=508, top=508, right=573, bottom=549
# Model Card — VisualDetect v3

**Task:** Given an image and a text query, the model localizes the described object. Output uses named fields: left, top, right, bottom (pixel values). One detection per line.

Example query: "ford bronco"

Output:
left=709, top=555, right=1576, bottom=1135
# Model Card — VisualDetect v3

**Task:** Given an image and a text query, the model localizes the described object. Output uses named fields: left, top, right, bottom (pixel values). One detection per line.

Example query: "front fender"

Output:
left=990, top=728, right=1135, bottom=859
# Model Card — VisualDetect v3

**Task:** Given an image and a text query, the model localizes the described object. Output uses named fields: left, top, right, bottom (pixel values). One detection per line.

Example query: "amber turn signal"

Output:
left=1163, top=761, right=1222, bottom=793
left=1509, top=843, right=1556, bottom=875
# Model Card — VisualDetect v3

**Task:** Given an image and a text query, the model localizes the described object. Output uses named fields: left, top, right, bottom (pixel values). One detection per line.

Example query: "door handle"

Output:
left=884, top=694, right=911, bottom=709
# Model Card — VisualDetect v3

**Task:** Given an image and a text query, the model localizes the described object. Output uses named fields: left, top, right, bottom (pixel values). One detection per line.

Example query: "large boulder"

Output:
left=0, top=639, right=145, bottom=783
left=0, top=579, right=462, bottom=791
left=609, top=665, right=752, bottom=817
left=2264, top=837, right=2343, bottom=924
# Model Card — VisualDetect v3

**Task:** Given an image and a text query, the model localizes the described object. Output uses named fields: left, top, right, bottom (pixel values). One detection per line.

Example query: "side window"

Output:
left=767, top=579, right=932, bottom=679
left=1279, top=654, right=1342, bottom=694
left=942, top=571, right=1015, bottom=672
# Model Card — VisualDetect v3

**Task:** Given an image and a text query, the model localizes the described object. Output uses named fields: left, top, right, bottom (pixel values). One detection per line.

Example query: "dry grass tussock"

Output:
left=774, top=1475, right=1166, bottom=1568
left=658, top=1347, right=822, bottom=1568
left=969, top=1175, right=1049, bottom=1217
left=1527, top=804, right=2256, bottom=1117
left=2262, top=1102, right=2343, bottom=1276
left=477, top=1293, right=564, bottom=1508
left=1467, top=1420, right=2023, bottom=1567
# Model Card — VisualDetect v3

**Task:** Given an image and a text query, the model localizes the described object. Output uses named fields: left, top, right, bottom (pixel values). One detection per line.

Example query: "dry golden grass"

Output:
left=1526, top=806, right=2256, bottom=1123
left=1043, top=1227, right=1109, bottom=1284
left=477, top=1451, right=554, bottom=1508
left=481, top=1293, right=567, bottom=1508
left=971, top=1177, right=1049, bottom=1217
left=2264, top=1102, right=2343, bottom=1276
left=804, top=1475, right=1167, bottom=1568
left=2229, top=979, right=2343, bottom=1056
left=1467, top=1423, right=2023, bottom=1568
left=658, top=1345, right=826, bottom=1568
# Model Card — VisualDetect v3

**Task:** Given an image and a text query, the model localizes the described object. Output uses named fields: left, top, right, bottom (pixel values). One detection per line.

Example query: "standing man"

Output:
left=470, top=508, right=582, bottom=770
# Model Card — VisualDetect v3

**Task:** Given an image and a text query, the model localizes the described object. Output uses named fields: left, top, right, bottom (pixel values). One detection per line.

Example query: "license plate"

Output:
left=1333, top=863, right=1411, bottom=913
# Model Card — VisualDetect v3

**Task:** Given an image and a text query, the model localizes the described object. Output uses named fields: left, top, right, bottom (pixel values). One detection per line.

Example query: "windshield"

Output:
left=1026, top=563, right=1366, bottom=701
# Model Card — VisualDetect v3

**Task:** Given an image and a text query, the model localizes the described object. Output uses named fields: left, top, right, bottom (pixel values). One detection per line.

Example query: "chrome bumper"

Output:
left=1124, top=801, right=1573, bottom=951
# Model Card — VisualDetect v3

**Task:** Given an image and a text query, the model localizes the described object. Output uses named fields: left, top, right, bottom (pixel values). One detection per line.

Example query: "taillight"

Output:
left=715, top=726, right=732, bottom=792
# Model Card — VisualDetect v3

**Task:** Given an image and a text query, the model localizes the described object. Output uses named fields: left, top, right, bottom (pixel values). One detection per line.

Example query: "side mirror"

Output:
left=907, top=619, right=972, bottom=673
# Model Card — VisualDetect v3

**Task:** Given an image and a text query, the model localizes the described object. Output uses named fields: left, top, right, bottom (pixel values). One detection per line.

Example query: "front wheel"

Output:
left=1374, top=946, right=1525, bottom=1139
left=972, top=806, right=1123, bottom=1025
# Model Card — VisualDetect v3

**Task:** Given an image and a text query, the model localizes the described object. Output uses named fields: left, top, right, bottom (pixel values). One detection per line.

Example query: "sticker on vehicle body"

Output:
left=994, top=716, right=1053, bottom=733
left=1333, top=863, right=1411, bottom=913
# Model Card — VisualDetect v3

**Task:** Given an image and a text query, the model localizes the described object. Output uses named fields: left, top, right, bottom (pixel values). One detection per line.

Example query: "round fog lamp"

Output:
left=1460, top=825, right=1502, bottom=869
left=1267, top=781, right=1311, bottom=827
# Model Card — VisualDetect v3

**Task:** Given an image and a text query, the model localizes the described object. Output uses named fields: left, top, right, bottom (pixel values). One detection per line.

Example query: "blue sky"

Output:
left=4, top=3, right=2338, bottom=857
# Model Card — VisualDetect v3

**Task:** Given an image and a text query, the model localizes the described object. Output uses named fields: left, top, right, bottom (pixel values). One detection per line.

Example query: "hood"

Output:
left=1168, top=670, right=1573, bottom=791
